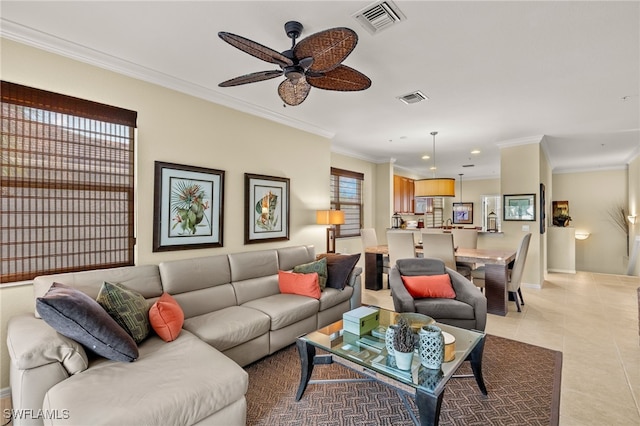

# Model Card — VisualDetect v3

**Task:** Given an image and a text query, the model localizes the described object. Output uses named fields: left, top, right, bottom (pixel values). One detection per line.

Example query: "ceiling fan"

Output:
left=218, top=21, right=371, bottom=106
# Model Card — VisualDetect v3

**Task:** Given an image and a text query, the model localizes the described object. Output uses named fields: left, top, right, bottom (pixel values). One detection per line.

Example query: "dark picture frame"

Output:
left=245, top=173, right=290, bottom=244
left=452, top=202, right=474, bottom=224
left=503, top=194, right=536, bottom=221
left=153, top=161, right=224, bottom=252
left=540, top=183, right=546, bottom=234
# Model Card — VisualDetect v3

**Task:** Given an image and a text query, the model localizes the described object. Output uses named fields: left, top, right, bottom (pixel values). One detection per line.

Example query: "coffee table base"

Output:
left=295, top=338, right=487, bottom=426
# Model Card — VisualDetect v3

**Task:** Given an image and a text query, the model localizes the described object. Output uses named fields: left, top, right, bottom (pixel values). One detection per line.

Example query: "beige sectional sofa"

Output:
left=6, top=245, right=362, bottom=426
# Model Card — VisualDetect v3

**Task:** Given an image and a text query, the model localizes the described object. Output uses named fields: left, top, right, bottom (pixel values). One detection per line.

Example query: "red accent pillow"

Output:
left=149, top=292, right=184, bottom=342
left=401, top=274, right=456, bottom=299
left=278, top=271, right=321, bottom=299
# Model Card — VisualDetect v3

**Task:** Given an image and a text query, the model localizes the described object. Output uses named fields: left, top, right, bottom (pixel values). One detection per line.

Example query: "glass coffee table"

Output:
left=295, top=308, right=487, bottom=426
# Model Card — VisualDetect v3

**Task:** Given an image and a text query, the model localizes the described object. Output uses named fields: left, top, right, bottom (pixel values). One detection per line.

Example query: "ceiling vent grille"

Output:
left=352, top=1, right=406, bottom=35
left=397, top=91, right=428, bottom=105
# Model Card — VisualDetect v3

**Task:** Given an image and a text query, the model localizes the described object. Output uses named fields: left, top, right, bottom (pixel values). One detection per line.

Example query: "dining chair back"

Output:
left=421, top=232, right=471, bottom=279
left=452, top=228, right=479, bottom=271
left=360, top=228, right=379, bottom=250
left=508, top=233, right=532, bottom=302
left=386, top=231, right=417, bottom=267
left=451, top=228, right=478, bottom=249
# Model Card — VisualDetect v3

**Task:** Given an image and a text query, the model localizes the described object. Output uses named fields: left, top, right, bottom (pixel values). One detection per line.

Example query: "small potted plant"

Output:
left=392, top=316, right=416, bottom=370
left=553, top=214, right=572, bottom=227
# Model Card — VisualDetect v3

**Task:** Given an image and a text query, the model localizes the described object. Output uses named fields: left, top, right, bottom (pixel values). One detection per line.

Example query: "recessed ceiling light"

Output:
left=422, top=155, right=430, bottom=160
left=471, top=150, right=481, bottom=154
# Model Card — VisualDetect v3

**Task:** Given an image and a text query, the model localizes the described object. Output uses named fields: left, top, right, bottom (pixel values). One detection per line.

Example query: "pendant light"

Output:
left=453, top=174, right=470, bottom=212
left=414, top=131, right=455, bottom=197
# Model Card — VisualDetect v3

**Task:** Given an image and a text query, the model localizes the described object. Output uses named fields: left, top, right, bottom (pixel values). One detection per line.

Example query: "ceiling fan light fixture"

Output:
left=218, top=21, right=370, bottom=106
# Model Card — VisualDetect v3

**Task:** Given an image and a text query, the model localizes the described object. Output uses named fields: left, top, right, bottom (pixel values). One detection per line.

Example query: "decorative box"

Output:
left=342, top=306, right=380, bottom=336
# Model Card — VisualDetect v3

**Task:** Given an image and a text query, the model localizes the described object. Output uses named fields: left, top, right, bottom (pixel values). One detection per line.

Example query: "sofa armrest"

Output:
left=7, top=314, right=88, bottom=375
left=347, top=266, right=363, bottom=310
left=347, top=266, right=362, bottom=287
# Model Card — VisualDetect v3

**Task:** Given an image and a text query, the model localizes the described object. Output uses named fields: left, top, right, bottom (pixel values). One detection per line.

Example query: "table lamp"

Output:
left=316, top=210, right=345, bottom=253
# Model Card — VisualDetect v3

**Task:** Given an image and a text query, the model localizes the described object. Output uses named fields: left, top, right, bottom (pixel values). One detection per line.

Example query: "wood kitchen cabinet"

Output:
left=393, top=175, right=414, bottom=214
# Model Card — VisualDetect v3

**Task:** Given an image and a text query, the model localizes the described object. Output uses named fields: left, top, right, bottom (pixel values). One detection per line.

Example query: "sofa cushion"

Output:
left=293, top=257, right=328, bottom=290
left=96, top=281, right=151, bottom=343
left=149, top=292, right=184, bottom=342
left=278, top=271, right=321, bottom=299
left=401, top=274, right=456, bottom=299
left=317, top=253, right=361, bottom=289
left=243, top=294, right=319, bottom=331
left=41, top=331, right=248, bottom=426
left=318, top=286, right=354, bottom=311
left=36, top=283, right=138, bottom=362
left=183, top=306, right=270, bottom=351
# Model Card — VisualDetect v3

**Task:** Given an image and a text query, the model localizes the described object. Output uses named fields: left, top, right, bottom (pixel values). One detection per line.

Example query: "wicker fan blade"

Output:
left=219, top=70, right=283, bottom=87
left=218, top=32, right=293, bottom=67
left=278, top=78, right=311, bottom=106
left=294, top=28, right=357, bottom=73
left=307, top=65, right=371, bottom=91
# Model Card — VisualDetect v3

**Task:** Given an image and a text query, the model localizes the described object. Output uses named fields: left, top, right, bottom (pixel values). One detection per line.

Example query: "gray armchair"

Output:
left=390, top=257, right=487, bottom=331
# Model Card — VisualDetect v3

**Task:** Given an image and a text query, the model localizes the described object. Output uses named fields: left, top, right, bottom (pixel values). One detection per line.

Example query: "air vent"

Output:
left=352, top=1, right=406, bottom=35
left=397, top=91, right=428, bottom=105
left=462, top=164, right=475, bottom=168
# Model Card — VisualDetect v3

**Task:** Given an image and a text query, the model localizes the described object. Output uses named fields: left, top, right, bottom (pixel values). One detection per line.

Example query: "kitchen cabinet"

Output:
left=393, top=175, right=414, bottom=214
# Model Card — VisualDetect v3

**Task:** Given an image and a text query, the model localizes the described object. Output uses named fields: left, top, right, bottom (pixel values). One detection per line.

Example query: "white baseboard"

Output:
left=0, top=387, right=11, bottom=399
left=548, top=268, right=576, bottom=274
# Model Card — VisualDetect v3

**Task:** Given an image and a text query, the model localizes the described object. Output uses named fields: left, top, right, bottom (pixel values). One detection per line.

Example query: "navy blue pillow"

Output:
left=36, top=282, right=138, bottom=362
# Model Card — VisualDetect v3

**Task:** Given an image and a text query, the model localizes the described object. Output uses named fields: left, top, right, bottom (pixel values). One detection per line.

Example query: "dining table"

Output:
left=364, top=245, right=517, bottom=316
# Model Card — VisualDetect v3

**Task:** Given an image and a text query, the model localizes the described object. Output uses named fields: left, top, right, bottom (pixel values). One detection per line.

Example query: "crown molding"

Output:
left=0, top=19, right=335, bottom=140
left=496, top=135, right=545, bottom=148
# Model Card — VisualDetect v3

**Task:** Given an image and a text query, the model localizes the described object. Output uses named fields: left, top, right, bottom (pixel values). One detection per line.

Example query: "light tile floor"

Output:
left=362, top=271, right=640, bottom=426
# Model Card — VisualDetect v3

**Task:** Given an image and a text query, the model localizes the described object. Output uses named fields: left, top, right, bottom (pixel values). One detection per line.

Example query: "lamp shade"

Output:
left=414, top=178, right=456, bottom=197
left=316, top=210, right=345, bottom=225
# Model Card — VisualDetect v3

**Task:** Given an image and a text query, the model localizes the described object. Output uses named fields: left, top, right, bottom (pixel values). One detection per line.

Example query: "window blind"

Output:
left=1, top=81, right=137, bottom=283
left=330, top=167, right=363, bottom=238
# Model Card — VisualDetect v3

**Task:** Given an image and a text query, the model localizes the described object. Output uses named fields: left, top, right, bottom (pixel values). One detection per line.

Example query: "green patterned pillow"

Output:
left=293, top=257, right=328, bottom=290
left=97, top=282, right=150, bottom=344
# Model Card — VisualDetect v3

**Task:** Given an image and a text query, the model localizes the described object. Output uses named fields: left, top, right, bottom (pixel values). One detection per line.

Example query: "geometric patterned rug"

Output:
left=245, top=335, right=562, bottom=425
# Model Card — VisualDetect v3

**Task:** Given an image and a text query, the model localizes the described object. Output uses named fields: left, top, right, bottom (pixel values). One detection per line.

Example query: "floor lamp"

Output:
left=316, top=210, right=345, bottom=253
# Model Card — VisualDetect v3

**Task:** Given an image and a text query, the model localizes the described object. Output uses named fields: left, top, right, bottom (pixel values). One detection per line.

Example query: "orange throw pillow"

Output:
left=401, top=274, right=456, bottom=299
left=149, top=292, right=184, bottom=342
left=278, top=271, right=321, bottom=299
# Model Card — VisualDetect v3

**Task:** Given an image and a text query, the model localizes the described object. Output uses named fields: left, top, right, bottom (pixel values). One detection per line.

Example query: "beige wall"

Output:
left=553, top=169, right=630, bottom=274
left=0, top=38, right=334, bottom=389
left=499, top=143, right=543, bottom=287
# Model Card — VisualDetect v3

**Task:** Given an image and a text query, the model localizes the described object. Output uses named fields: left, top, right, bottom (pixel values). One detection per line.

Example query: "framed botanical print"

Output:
left=245, top=173, right=290, bottom=244
left=153, top=161, right=224, bottom=251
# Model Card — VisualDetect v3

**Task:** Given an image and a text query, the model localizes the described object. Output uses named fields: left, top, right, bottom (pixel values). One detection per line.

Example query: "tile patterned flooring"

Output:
left=362, top=271, right=640, bottom=425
